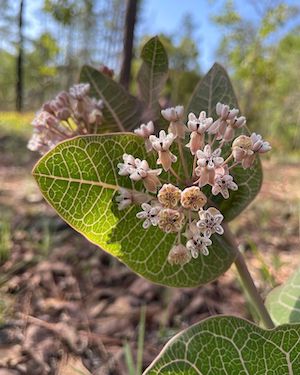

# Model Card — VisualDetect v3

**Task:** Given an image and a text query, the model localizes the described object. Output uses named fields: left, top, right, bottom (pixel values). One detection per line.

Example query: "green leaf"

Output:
left=137, top=36, right=168, bottom=120
left=266, top=266, right=300, bottom=325
left=144, top=315, right=300, bottom=374
left=186, top=63, right=263, bottom=221
left=32, top=133, right=236, bottom=288
left=80, top=65, right=142, bottom=132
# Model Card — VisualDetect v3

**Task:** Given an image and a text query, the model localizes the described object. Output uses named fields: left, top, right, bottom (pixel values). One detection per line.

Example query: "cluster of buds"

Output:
left=28, top=83, right=103, bottom=154
left=117, top=103, right=271, bottom=265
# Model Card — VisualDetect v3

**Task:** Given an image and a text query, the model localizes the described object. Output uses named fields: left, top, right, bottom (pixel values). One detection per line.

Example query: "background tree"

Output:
left=213, top=0, right=300, bottom=149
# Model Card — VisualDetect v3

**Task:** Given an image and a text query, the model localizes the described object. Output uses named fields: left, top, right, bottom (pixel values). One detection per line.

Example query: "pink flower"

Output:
left=195, top=145, right=224, bottom=186
left=186, top=111, right=213, bottom=154
left=136, top=202, right=161, bottom=229
left=161, top=106, right=187, bottom=139
left=134, top=121, right=155, bottom=152
left=208, top=102, right=239, bottom=139
left=223, top=116, right=246, bottom=142
left=149, top=130, right=177, bottom=171
left=185, top=221, right=212, bottom=257
left=212, top=169, right=238, bottom=199
left=197, top=207, right=224, bottom=237
left=250, top=133, right=271, bottom=153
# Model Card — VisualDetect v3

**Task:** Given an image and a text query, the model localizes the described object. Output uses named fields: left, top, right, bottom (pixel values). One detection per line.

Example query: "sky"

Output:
left=137, top=0, right=300, bottom=71
left=23, top=0, right=300, bottom=72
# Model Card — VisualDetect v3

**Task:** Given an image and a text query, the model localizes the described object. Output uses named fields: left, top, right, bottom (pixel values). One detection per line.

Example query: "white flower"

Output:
left=115, top=188, right=150, bottom=210
left=149, top=130, right=177, bottom=171
left=161, top=106, right=186, bottom=139
left=129, top=159, right=151, bottom=181
left=167, top=244, right=191, bottom=266
left=208, top=103, right=239, bottom=138
left=185, top=221, right=212, bottom=257
left=196, top=145, right=224, bottom=169
left=149, top=130, right=175, bottom=152
left=212, top=170, right=238, bottom=199
left=136, top=202, right=161, bottom=229
left=197, top=207, right=224, bottom=237
left=161, top=106, right=184, bottom=122
left=250, top=133, right=271, bottom=153
left=69, top=83, right=90, bottom=99
left=117, top=154, right=136, bottom=176
left=195, top=145, right=224, bottom=186
left=186, top=111, right=213, bottom=154
left=187, top=111, right=213, bottom=133
left=216, top=102, right=239, bottom=120
left=223, top=116, right=246, bottom=142
left=134, top=121, right=155, bottom=152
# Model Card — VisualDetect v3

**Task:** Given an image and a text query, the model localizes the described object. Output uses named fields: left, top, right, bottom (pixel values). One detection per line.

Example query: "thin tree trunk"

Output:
left=16, top=0, right=24, bottom=112
left=119, top=0, right=138, bottom=90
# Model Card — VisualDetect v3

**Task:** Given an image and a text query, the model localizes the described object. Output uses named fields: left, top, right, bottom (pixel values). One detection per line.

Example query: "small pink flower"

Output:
left=195, top=145, right=224, bottom=186
left=117, top=154, right=136, bottom=176
left=161, top=106, right=187, bottom=139
left=186, top=111, right=213, bottom=154
left=134, top=121, right=155, bottom=152
left=250, top=133, right=271, bottom=153
left=136, top=202, right=161, bottom=229
left=208, top=102, right=239, bottom=138
left=223, top=116, right=246, bottom=142
left=185, top=221, right=212, bottom=257
left=212, top=169, right=238, bottom=199
left=115, top=188, right=150, bottom=210
left=149, top=130, right=177, bottom=171
left=197, top=207, right=224, bottom=237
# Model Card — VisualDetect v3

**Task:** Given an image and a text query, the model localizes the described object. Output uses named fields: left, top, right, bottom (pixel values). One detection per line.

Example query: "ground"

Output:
left=0, top=117, right=299, bottom=374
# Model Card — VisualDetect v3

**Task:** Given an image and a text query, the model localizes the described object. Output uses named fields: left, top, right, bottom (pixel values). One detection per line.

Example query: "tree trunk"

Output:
left=16, top=0, right=24, bottom=112
left=119, top=0, right=138, bottom=90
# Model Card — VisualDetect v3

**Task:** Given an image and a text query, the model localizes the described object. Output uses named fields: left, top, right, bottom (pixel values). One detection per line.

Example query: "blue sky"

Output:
left=137, top=0, right=300, bottom=71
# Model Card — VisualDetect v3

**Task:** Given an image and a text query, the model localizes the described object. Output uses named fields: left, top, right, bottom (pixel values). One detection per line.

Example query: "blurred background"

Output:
left=0, top=1, right=299, bottom=374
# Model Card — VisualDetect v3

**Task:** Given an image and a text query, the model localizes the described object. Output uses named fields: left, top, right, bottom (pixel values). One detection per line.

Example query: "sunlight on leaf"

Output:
left=144, top=315, right=300, bottom=374
left=32, top=133, right=236, bottom=288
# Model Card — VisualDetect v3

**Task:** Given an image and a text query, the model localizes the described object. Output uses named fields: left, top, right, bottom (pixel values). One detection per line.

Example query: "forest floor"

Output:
left=0, top=121, right=299, bottom=374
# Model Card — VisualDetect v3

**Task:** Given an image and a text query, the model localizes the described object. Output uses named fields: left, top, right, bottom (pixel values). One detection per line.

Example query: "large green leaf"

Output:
left=144, top=316, right=300, bottom=374
left=137, top=36, right=168, bottom=120
left=266, top=266, right=300, bottom=325
left=186, top=63, right=263, bottom=221
left=32, top=133, right=236, bottom=288
left=80, top=65, right=142, bottom=132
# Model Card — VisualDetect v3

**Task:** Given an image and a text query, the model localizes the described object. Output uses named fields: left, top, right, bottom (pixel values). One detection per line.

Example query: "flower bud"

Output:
left=181, top=186, right=207, bottom=211
left=158, top=208, right=185, bottom=233
left=158, top=184, right=181, bottom=208
left=167, top=244, right=191, bottom=265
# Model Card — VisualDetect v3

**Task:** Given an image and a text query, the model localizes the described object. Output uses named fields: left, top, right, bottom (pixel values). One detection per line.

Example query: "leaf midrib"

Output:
left=32, top=172, right=119, bottom=191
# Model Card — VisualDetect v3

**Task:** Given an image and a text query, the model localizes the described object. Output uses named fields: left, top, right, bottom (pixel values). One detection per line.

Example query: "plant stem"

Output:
left=223, top=223, right=275, bottom=329
left=176, top=138, right=189, bottom=181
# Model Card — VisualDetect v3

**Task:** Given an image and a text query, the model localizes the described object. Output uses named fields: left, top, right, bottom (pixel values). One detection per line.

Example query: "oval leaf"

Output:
left=32, top=134, right=236, bottom=288
left=266, top=266, right=300, bottom=325
left=186, top=63, right=263, bottom=221
left=80, top=65, right=142, bottom=132
left=137, top=36, right=168, bottom=120
left=144, top=316, right=300, bottom=374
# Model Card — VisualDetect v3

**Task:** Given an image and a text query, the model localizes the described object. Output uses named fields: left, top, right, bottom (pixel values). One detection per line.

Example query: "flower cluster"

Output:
left=28, top=83, right=103, bottom=154
left=117, top=103, right=271, bottom=265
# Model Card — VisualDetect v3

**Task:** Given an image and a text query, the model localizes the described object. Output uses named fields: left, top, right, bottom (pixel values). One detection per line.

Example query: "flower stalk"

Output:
left=223, top=222, right=275, bottom=329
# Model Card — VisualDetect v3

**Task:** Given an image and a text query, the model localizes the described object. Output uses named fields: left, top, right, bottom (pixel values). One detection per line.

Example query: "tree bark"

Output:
left=16, top=0, right=24, bottom=112
left=119, top=0, right=138, bottom=90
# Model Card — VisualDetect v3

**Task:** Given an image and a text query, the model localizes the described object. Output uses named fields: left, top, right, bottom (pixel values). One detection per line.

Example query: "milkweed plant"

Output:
left=29, top=37, right=300, bottom=374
